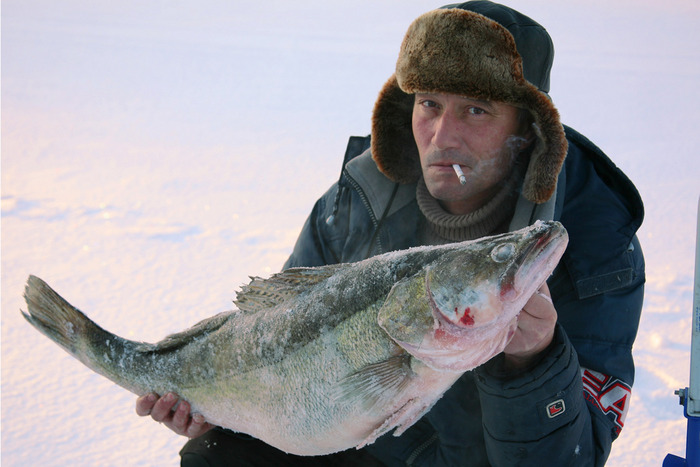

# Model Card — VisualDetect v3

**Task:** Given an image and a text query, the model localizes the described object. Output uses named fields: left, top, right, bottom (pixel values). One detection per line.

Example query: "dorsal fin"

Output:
left=233, top=265, right=342, bottom=314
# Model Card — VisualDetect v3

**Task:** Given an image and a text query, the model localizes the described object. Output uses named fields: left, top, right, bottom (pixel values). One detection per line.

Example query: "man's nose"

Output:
left=432, top=112, right=463, bottom=150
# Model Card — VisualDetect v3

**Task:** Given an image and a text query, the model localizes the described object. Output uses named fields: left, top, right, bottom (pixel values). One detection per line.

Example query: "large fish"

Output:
left=22, top=220, right=567, bottom=456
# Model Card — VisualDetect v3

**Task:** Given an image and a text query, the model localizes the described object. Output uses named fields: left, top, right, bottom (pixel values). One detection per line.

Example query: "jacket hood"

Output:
left=371, top=3, right=568, bottom=204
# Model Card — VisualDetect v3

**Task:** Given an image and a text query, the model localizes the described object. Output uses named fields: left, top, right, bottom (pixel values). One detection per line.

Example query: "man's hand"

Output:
left=135, top=392, right=213, bottom=438
left=503, top=282, right=557, bottom=371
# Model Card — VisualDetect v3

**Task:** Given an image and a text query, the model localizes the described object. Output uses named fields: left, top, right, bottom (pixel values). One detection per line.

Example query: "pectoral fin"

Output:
left=333, top=354, right=414, bottom=411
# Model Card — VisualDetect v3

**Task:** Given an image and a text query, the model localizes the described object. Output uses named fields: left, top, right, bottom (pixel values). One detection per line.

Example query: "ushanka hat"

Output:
left=371, top=1, right=567, bottom=204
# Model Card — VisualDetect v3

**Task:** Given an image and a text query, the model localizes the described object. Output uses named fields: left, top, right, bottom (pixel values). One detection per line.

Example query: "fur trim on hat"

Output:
left=371, top=75, right=422, bottom=185
left=371, top=8, right=567, bottom=204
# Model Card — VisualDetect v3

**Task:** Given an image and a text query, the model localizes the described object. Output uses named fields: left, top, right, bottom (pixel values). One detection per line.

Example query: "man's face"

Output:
left=412, top=92, right=530, bottom=215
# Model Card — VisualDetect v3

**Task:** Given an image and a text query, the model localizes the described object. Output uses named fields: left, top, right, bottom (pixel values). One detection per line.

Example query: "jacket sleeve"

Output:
left=474, top=325, right=596, bottom=466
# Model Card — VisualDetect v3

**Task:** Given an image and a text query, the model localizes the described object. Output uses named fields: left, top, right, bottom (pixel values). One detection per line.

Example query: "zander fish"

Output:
left=22, top=220, right=567, bottom=456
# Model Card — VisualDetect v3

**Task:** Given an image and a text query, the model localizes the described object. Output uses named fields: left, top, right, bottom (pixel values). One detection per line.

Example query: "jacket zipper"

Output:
left=343, top=168, right=384, bottom=256
left=406, top=432, right=439, bottom=466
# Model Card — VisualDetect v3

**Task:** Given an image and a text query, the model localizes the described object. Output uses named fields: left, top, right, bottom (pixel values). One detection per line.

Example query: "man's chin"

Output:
left=424, top=179, right=468, bottom=201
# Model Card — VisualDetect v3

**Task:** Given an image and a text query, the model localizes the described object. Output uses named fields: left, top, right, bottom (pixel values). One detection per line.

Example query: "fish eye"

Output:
left=490, top=243, right=515, bottom=263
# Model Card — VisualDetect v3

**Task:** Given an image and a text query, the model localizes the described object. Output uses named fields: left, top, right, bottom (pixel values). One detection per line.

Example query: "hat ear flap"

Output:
left=520, top=92, right=568, bottom=204
left=371, top=75, right=422, bottom=184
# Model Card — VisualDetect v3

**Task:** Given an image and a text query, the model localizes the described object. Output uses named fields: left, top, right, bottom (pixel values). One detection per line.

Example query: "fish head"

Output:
left=378, top=220, right=568, bottom=371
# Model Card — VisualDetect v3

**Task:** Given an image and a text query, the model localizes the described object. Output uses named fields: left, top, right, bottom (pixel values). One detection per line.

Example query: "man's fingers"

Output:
left=534, top=287, right=552, bottom=304
left=171, top=399, right=192, bottom=431
left=522, top=283, right=553, bottom=319
left=136, top=392, right=212, bottom=438
left=503, top=282, right=557, bottom=369
left=150, top=392, right=179, bottom=422
left=135, top=393, right=159, bottom=417
left=186, top=413, right=213, bottom=438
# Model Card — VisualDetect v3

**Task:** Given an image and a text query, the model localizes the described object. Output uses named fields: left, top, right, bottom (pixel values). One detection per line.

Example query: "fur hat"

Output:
left=371, top=2, right=568, bottom=204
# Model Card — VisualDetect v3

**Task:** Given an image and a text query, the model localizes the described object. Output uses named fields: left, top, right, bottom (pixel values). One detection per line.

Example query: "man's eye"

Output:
left=419, top=99, right=439, bottom=109
left=468, top=107, right=486, bottom=115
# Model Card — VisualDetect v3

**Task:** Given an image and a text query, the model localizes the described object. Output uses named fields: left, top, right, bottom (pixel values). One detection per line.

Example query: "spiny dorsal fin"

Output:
left=233, top=265, right=342, bottom=314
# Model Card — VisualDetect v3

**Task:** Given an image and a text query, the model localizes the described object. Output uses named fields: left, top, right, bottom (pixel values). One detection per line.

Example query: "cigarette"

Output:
left=453, top=164, right=467, bottom=185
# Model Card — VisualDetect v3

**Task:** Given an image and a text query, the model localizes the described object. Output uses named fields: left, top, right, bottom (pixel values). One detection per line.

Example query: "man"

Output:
left=137, top=2, right=645, bottom=465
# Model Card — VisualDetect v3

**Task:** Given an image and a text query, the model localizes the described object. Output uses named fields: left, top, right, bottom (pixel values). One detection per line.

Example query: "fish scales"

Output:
left=21, top=220, right=568, bottom=456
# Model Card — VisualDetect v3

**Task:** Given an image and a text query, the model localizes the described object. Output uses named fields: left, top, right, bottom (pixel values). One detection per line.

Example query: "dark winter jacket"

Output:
left=284, top=126, right=645, bottom=466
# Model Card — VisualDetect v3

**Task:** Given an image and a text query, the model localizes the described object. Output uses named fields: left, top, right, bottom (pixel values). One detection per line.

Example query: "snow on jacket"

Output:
left=284, top=126, right=645, bottom=466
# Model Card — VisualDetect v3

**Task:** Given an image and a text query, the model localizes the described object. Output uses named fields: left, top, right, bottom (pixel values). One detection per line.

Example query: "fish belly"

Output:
left=178, top=303, right=424, bottom=455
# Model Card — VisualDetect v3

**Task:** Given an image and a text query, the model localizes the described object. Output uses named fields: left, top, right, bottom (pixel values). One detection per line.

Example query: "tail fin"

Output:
left=21, top=275, right=155, bottom=395
left=22, top=275, right=99, bottom=357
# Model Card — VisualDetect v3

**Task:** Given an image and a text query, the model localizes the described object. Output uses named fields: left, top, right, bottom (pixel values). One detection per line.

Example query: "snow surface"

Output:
left=2, top=0, right=699, bottom=465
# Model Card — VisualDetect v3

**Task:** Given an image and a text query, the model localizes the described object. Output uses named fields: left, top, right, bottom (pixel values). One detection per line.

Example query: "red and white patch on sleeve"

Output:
left=581, top=368, right=631, bottom=435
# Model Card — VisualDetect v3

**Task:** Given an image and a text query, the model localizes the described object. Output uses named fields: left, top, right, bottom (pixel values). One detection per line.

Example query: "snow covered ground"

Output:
left=2, top=0, right=699, bottom=465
